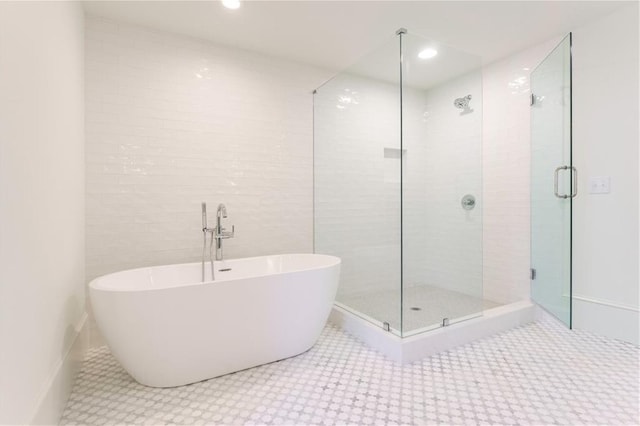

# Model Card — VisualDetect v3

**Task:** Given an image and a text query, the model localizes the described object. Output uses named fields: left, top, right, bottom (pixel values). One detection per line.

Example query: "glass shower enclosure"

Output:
left=530, top=34, right=573, bottom=327
left=314, top=29, right=488, bottom=337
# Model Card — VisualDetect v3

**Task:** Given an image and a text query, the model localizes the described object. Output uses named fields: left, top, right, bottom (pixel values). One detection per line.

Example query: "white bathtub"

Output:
left=90, top=253, right=340, bottom=387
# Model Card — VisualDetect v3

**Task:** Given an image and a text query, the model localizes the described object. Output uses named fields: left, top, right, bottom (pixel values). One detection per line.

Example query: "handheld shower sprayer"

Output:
left=202, top=202, right=207, bottom=230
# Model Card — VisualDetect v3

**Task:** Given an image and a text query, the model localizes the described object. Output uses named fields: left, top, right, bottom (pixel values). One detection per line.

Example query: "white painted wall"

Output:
left=85, top=17, right=329, bottom=283
left=571, top=4, right=639, bottom=344
left=482, top=8, right=639, bottom=346
left=0, top=2, right=86, bottom=424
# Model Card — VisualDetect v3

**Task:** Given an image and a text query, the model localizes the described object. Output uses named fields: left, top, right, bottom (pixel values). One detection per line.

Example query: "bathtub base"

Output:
left=90, top=254, right=340, bottom=388
left=329, top=300, right=537, bottom=363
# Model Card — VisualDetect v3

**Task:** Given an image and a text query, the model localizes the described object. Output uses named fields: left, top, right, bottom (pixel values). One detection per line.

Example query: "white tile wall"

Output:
left=85, top=18, right=329, bottom=281
left=403, top=72, right=483, bottom=299
left=314, top=73, right=402, bottom=304
left=482, top=37, right=562, bottom=304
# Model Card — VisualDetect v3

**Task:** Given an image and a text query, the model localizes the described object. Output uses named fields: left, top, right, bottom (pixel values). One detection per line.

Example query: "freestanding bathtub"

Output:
left=90, top=253, right=340, bottom=387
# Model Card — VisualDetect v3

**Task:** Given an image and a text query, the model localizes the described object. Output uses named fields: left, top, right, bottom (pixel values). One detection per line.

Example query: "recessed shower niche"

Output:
left=383, top=148, right=405, bottom=184
left=313, top=28, right=535, bottom=361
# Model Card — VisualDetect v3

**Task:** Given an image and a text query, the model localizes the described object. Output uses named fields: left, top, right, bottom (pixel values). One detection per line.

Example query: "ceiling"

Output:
left=341, top=30, right=484, bottom=90
left=83, top=1, right=630, bottom=73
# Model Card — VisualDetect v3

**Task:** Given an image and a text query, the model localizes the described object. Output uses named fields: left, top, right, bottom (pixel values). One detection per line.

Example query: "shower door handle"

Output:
left=554, top=166, right=568, bottom=199
left=554, top=165, right=576, bottom=199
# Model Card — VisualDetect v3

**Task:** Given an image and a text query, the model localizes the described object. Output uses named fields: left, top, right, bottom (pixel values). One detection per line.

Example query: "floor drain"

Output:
left=410, top=307, right=421, bottom=311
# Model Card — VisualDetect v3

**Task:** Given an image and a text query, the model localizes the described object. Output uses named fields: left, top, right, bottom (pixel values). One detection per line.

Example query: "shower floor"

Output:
left=338, top=285, right=501, bottom=334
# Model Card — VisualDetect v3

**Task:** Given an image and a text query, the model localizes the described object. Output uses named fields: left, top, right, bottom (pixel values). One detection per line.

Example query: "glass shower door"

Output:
left=530, top=34, right=573, bottom=327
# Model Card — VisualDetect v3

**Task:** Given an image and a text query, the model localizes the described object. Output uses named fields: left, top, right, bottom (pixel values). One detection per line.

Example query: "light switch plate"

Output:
left=589, top=176, right=610, bottom=194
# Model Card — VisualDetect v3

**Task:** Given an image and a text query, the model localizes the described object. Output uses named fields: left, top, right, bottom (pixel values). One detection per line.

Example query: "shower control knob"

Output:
left=461, top=194, right=476, bottom=210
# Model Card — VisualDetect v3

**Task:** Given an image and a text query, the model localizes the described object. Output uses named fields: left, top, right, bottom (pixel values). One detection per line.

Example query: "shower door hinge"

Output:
left=383, top=322, right=390, bottom=332
left=530, top=268, right=537, bottom=280
left=530, top=93, right=536, bottom=106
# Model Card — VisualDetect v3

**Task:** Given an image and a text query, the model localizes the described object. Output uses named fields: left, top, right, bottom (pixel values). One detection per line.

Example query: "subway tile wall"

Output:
left=314, top=73, right=402, bottom=303
left=314, top=68, right=484, bottom=325
left=482, top=37, right=562, bottom=304
left=85, top=18, right=329, bottom=281
left=404, top=71, right=483, bottom=299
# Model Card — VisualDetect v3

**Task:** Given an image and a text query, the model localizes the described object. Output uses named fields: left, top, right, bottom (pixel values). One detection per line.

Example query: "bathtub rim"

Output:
left=89, top=253, right=341, bottom=292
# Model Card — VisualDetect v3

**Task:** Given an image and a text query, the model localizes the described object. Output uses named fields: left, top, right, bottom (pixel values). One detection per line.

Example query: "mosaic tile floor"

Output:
left=339, top=286, right=501, bottom=333
left=61, top=317, right=639, bottom=425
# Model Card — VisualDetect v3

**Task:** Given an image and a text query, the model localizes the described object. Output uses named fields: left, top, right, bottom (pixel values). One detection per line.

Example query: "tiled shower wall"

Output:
left=481, top=37, right=562, bottom=304
left=85, top=18, right=328, bottom=280
left=314, top=73, right=402, bottom=299
left=314, top=69, right=483, bottom=305
left=404, top=72, right=483, bottom=298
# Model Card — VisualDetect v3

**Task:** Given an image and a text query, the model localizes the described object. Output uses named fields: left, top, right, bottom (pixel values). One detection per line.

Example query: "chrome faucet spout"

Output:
left=217, top=203, right=227, bottom=219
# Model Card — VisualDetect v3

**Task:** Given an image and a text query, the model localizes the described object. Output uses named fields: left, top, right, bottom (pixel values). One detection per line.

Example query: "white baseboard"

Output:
left=573, top=295, right=639, bottom=345
left=31, top=313, right=88, bottom=425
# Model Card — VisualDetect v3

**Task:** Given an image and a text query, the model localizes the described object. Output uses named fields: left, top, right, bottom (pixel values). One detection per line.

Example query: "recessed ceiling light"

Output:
left=222, top=0, right=240, bottom=10
left=418, top=48, right=438, bottom=60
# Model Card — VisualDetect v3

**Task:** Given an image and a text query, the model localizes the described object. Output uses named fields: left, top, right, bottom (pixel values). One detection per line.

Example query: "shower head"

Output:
left=454, top=94, right=472, bottom=110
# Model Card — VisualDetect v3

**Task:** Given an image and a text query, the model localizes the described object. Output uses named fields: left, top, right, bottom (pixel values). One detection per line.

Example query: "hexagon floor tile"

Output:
left=61, top=317, right=639, bottom=425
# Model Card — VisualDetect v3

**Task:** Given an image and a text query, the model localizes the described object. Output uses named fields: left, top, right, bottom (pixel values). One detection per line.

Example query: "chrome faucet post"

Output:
left=202, top=202, right=207, bottom=281
left=201, top=202, right=235, bottom=281
left=214, top=203, right=234, bottom=261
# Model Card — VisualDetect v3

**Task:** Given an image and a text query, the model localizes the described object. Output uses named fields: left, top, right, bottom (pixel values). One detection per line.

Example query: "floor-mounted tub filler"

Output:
left=90, top=253, right=340, bottom=387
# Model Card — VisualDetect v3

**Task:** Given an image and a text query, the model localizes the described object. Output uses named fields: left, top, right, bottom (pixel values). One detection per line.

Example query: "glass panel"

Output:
left=313, top=35, right=402, bottom=334
left=400, top=33, right=485, bottom=336
left=530, top=34, right=572, bottom=327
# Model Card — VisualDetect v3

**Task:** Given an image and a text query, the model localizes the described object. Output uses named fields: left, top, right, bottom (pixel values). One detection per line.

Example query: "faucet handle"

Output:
left=216, top=225, right=235, bottom=238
